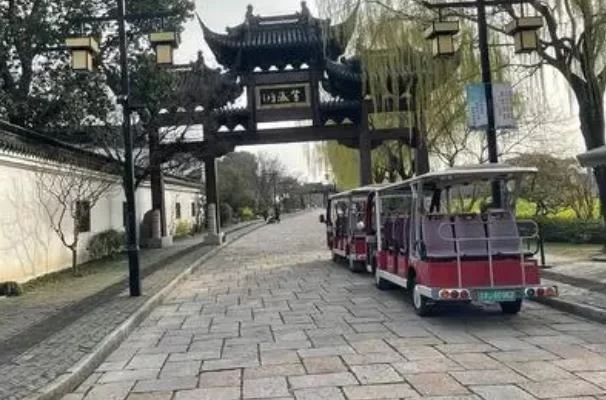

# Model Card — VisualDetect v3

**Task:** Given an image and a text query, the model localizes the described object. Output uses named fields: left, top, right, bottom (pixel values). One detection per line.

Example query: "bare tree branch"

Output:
left=36, top=161, right=117, bottom=274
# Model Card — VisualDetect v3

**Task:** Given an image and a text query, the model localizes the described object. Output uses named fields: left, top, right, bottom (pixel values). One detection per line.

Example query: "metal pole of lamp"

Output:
left=476, top=0, right=502, bottom=208
left=422, top=0, right=516, bottom=207
left=118, top=0, right=141, bottom=296
left=66, top=4, right=182, bottom=296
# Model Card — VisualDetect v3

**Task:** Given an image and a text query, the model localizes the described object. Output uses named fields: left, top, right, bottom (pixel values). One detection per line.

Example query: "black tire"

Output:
left=500, top=299, right=523, bottom=314
left=412, top=283, right=431, bottom=317
left=332, top=252, right=339, bottom=263
left=349, top=258, right=365, bottom=273
left=375, top=268, right=391, bottom=290
left=406, top=271, right=415, bottom=293
left=369, top=251, right=377, bottom=276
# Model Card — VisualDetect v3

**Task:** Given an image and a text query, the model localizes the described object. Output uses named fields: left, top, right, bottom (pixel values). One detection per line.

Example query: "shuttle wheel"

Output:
left=500, top=299, right=523, bottom=315
left=369, top=252, right=377, bottom=275
left=375, top=269, right=391, bottom=290
left=349, top=258, right=365, bottom=273
left=412, top=284, right=431, bottom=317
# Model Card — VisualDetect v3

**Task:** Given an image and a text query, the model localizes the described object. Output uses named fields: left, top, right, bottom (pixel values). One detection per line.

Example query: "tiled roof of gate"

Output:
left=323, top=59, right=363, bottom=101
left=325, top=59, right=363, bottom=83
left=198, top=6, right=358, bottom=69
left=223, top=25, right=319, bottom=49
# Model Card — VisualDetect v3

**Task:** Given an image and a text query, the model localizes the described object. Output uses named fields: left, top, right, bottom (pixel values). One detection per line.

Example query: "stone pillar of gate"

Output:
left=147, top=129, right=172, bottom=249
left=359, top=101, right=372, bottom=186
left=204, top=156, right=225, bottom=245
left=150, top=164, right=167, bottom=237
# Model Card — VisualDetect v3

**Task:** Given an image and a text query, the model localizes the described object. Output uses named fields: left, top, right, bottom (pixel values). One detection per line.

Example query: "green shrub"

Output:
left=87, top=230, right=124, bottom=260
left=0, top=281, right=23, bottom=297
left=239, top=207, right=255, bottom=221
left=516, top=199, right=601, bottom=221
left=534, top=217, right=606, bottom=244
left=516, top=199, right=536, bottom=219
left=175, top=220, right=191, bottom=237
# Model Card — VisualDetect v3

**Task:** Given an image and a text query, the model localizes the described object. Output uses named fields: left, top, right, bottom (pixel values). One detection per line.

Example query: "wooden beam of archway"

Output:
left=159, top=125, right=417, bottom=160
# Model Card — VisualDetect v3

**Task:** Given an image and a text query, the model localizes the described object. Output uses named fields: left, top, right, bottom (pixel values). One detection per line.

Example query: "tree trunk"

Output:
left=594, top=166, right=606, bottom=221
left=415, top=115, right=430, bottom=175
left=575, top=84, right=606, bottom=247
left=415, top=144, right=430, bottom=175
left=71, top=226, right=80, bottom=275
left=71, top=247, right=79, bottom=276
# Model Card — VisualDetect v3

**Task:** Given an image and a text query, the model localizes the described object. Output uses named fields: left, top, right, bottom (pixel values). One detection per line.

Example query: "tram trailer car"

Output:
left=321, top=185, right=386, bottom=273
left=365, top=164, right=558, bottom=316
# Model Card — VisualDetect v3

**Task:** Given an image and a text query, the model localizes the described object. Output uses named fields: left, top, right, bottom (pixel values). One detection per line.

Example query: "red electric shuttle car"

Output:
left=322, top=185, right=386, bottom=272
left=365, top=164, right=558, bottom=316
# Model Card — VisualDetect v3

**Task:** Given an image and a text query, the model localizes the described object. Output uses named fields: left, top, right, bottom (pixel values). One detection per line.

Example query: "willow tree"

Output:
left=320, top=0, right=606, bottom=226
left=317, top=1, right=494, bottom=187
left=499, top=0, right=606, bottom=223
left=320, top=142, right=360, bottom=189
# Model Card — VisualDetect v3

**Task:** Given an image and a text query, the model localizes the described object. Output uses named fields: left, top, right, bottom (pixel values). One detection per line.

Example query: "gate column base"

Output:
left=205, top=203, right=225, bottom=246
left=205, top=232, right=226, bottom=246
left=143, top=236, right=174, bottom=249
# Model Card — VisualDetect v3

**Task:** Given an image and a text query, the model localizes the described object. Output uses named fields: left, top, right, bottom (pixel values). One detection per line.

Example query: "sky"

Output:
left=174, top=0, right=326, bottom=182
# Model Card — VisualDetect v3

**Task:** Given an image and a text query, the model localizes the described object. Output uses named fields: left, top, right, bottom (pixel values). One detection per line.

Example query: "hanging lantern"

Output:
left=65, top=37, right=100, bottom=72
left=506, top=17, right=543, bottom=53
left=150, top=31, right=180, bottom=66
left=424, top=20, right=460, bottom=57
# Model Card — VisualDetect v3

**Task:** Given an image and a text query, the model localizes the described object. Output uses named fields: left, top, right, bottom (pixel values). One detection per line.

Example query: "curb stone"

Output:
left=532, top=296, right=606, bottom=324
left=26, top=221, right=265, bottom=400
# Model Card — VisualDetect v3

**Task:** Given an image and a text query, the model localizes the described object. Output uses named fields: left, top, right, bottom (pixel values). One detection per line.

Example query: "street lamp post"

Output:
left=422, top=0, right=543, bottom=207
left=66, top=3, right=179, bottom=297
left=475, top=0, right=502, bottom=208
left=117, top=0, right=141, bottom=297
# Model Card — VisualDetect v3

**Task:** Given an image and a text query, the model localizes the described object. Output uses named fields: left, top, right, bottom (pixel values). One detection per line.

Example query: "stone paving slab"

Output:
left=0, top=222, right=263, bottom=400
left=535, top=250, right=606, bottom=324
left=66, top=213, right=606, bottom=400
left=543, top=258, right=606, bottom=285
left=534, top=278, right=606, bottom=323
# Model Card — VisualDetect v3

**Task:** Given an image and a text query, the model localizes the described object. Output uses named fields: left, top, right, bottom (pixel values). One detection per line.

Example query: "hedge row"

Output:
left=533, top=217, right=606, bottom=244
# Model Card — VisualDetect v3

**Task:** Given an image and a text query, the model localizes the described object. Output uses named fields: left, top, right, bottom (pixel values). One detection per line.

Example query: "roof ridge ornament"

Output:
left=245, top=4, right=260, bottom=28
left=298, top=1, right=312, bottom=24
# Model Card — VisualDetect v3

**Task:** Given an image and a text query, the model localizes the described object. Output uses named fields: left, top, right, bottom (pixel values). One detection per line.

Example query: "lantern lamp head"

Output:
left=424, top=20, right=460, bottom=57
left=65, top=37, right=100, bottom=72
left=505, top=16, right=543, bottom=54
left=150, top=31, right=180, bottom=66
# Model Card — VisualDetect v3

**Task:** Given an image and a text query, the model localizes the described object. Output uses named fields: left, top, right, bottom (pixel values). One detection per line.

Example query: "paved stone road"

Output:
left=0, top=225, right=257, bottom=349
left=0, top=233, right=211, bottom=362
left=66, top=212, right=606, bottom=400
left=0, top=223, right=261, bottom=400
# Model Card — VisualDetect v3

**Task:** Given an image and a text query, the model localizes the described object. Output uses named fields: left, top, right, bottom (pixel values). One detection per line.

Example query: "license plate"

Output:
left=477, top=290, right=517, bottom=302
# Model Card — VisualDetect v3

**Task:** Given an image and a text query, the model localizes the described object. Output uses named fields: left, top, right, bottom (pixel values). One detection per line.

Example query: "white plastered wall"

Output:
left=0, top=151, right=201, bottom=283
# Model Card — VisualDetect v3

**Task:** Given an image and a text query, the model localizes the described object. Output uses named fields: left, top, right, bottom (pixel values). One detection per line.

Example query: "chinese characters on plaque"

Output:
left=257, top=84, right=309, bottom=109
left=466, top=83, right=517, bottom=130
